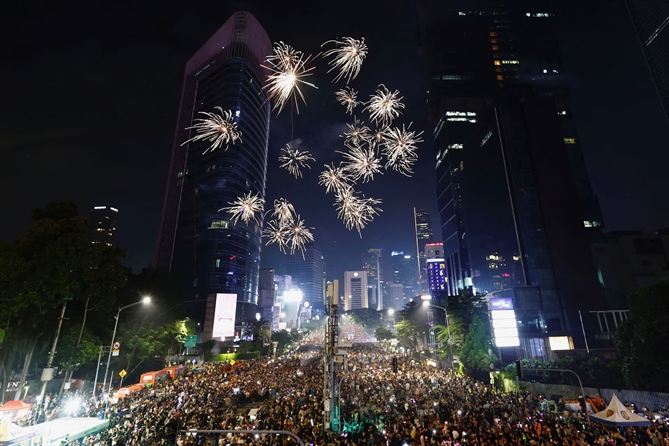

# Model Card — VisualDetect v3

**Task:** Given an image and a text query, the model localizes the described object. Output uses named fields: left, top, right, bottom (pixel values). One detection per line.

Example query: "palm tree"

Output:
left=247, top=317, right=271, bottom=355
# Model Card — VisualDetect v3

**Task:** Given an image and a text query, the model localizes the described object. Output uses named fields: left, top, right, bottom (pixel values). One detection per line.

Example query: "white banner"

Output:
left=212, top=293, right=237, bottom=339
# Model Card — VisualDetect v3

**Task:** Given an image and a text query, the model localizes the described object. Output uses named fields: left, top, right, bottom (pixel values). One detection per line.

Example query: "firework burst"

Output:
left=221, top=191, right=264, bottom=225
left=335, top=87, right=361, bottom=115
left=382, top=124, right=424, bottom=177
left=340, top=144, right=383, bottom=183
left=319, top=163, right=353, bottom=194
left=342, top=117, right=371, bottom=148
left=334, top=188, right=382, bottom=236
left=263, top=219, right=290, bottom=253
left=182, top=107, right=242, bottom=154
left=271, top=198, right=296, bottom=225
left=321, top=37, right=368, bottom=84
left=262, top=42, right=318, bottom=114
left=278, top=145, right=316, bottom=178
left=287, top=215, right=315, bottom=256
left=364, top=84, right=405, bottom=127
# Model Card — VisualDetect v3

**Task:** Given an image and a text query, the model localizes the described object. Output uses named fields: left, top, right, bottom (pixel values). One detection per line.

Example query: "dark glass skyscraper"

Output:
left=419, top=1, right=606, bottom=355
left=89, top=206, right=118, bottom=247
left=155, top=12, right=271, bottom=335
left=624, top=0, right=669, bottom=123
left=285, top=245, right=325, bottom=309
left=414, top=208, right=434, bottom=292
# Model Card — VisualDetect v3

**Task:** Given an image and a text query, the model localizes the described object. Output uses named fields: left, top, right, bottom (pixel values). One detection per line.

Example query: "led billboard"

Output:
left=489, top=297, right=514, bottom=310
left=212, top=293, right=237, bottom=339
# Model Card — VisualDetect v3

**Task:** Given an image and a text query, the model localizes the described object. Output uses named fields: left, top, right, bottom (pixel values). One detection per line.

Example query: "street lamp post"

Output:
left=422, top=301, right=454, bottom=371
left=101, top=297, right=151, bottom=397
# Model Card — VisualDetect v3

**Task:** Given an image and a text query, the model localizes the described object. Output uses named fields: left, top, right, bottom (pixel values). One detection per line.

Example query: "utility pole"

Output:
left=38, top=297, right=70, bottom=421
left=323, top=295, right=340, bottom=433
left=92, top=345, right=105, bottom=398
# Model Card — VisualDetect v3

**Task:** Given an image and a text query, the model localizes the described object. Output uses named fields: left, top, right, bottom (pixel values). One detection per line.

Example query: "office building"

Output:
left=390, top=251, right=419, bottom=298
left=154, top=12, right=272, bottom=340
left=386, top=283, right=405, bottom=311
left=414, top=208, right=434, bottom=292
left=325, top=280, right=340, bottom=306
left=285, top=244, right=325, bottom=307
left=362, top=248, right=383, bottom=310
left=89, top=206, right=118, bottom=247
left=625, top=0, right=669, bottom=123
left=591, top=229, right=669, bottom=309
left=426, top=258, right=447, bottom=293
left=419, top=1, right=605, bottom=297
left=344, top=271, right=368, bottom=311
left=424, top=242, right=443, bottom=260
left=461, top=95, right=606, bottom=356
left=258, top=269, right=277, bottom=325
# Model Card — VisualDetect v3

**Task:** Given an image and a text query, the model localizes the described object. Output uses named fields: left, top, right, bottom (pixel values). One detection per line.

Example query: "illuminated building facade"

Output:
left=344, top=271, right=368, bottom=311
left=390, top=251, right=418, bottom=299
left=362, top=248, right=383, bottom=310
left=286, top=244, right=325, bottom=308
left=155, top=12, right=272, bottom=336
left=89, top=206, right=118, bottom=247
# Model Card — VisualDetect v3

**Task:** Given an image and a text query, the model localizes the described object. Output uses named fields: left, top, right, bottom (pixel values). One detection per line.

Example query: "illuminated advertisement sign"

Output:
left=489, top=297, right=514, bottom=310
left=212, top=293, right=237, bottom=339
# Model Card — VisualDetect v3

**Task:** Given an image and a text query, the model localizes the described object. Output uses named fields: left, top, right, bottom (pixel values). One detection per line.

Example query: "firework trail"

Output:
left=334, top=188, right=382, bottom=236
left=342, top=116, right=371, bottom=148
left=382, top=124, right=424, bottom=177
left=270, top=198, right=296, bottom=225
left=340, top=144, right=383, bottom=183
left=319, top=163, right=353, bottom=194
left=263, top=219, right=290, bottom=253
left=182, top=107, right=242, bottom=154
left=287, top=215, right=315, bottom=257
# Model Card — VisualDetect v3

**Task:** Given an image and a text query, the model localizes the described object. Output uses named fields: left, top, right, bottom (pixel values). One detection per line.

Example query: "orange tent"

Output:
left=0, top=400, right=32, bottom=412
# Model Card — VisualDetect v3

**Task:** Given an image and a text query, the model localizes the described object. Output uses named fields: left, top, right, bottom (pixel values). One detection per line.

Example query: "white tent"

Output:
left=592, top=394, right=651, bottom=427
left=0, top=421, right=35, bottom=446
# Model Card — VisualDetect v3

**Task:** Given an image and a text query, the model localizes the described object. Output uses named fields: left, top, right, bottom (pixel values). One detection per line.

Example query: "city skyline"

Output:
left=1, top=0, right=667, bottom=279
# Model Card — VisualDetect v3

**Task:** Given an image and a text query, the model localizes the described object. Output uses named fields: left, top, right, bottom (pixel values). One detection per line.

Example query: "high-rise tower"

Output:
left=286, top=244, right=325, bottom=309
left=89, top=206, right=118, bottom=247
left=414, top=208, right=433, bottom=291
left=362, top=248, right=383, bottom=310
left=155, top=12, right=272, bottom=338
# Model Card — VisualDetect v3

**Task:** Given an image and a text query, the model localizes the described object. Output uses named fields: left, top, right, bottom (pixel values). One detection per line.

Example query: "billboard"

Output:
left=489, top=297, right=514, bottom=310
left=212, top=293, right=237, bottom=339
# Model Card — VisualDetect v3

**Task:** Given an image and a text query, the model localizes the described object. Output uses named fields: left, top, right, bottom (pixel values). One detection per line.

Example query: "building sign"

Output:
left=212, top=293, right=237, bottom=339
left=489, top=297, right=514, bottom=310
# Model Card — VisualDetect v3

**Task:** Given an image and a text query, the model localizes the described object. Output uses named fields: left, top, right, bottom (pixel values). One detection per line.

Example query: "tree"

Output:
left=459, top=315, right=496, bottom=373
left=374, top=326, right=395, bottom=342
left=614, top=280, right=669, bottom=392
left=394, top=319, right=418, bottom=349
left=346, top=308, right=382, bottom=329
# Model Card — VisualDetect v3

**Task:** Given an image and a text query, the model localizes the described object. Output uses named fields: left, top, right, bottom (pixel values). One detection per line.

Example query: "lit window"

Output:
left=216, top=259, right=221, bottom=268
left=442, top=75, right=462, bottom=80
left=564, top=138, right=576, bottom=144
left=491, top=39, right=498, bottom=43
left=448, top=143, right=464, bottom=149
left=543, top=69, right=548, bottom=73
left=494, top=60, right=501, bottom=66
left=493, top=53, right=499, bottom=59
left=558, top=111, right=567, bottom=115
left=490, top=32, right=497, bottom=36
left=497, top=75, right=504, bottom=80
left=492, top=45, right=499, bottom=50
left=496, top=67, right=502, bottom=72
left=501, top=60, right=520, bottom=64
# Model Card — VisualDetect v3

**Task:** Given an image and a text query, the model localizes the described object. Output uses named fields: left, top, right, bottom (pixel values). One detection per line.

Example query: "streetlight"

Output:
left=101, top=296, right=151, bottom=396
left=422, top=300, right=454, bottom=371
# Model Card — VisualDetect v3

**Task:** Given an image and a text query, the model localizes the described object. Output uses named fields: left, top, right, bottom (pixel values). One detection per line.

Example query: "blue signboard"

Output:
left=489, top=297, right=514, bottom=310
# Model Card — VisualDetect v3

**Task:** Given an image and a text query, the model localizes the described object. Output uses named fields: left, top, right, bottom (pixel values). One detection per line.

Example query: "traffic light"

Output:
left=515, top=360, right=522, bottom=379
left=392, top=357, right=398, bottom=373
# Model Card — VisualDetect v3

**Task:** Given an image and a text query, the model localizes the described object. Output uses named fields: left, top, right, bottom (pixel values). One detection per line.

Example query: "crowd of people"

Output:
left=23, top=323, right=661, bottom=446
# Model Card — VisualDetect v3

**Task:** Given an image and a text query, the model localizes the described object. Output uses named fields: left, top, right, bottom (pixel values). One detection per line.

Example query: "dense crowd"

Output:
left=69, top=339, right=669, bottom=446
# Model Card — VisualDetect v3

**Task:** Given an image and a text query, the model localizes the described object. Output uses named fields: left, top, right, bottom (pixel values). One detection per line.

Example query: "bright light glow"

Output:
left=364, top=84, right=405, bottom=127
left=495, top=336, right=520, bottom=347
left=492, top=318, right=516, bottom=329
left=335, top=87, right=361, bottom=114
left=420, top=294, right=432, bottom=300
left=279, top=144, right=315, bottom=178
left=427, top=360, right=437, bottom=367
left=182, top=107, right=242, bottom=154
left=340, top=143, right=382, bottom=183
left=256, top=312, right=261, bottom=321
left=334, top=188, right=382, bottom=236
left=94, top=206, right=106, bottom=210
left=493, top=327, right=518, bottom=338
left=319, top=163, right=353, bottom=195
left=387, top=308, right=395, bottom=315
left=141, top=296, right=151, bottom=304
left=283, top=290, right=304, bottom=303
left=303, top=302, right=310, bottom=308
left=382, top=124, right=423, bottom=177
left=109, top=207, right=119, bottom=212
left=491, top=309, right=516, bottom=320
left=213, top=293, right=237, bottom=339
left=65, top=397, right=83, bottom=415
left=549, top=336, right=574, bottom=351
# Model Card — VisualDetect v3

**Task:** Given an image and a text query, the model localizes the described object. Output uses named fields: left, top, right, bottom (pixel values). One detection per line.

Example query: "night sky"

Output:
left=1, top=0, right=667, bottom=279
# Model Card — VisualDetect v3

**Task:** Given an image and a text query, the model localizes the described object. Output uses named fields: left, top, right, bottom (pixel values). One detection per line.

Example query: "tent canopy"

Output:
left=0, top=401, right=31, bottom=413
left=0, top=421, right=35, bottom=446
left=592, top=394, right=651, bottom=427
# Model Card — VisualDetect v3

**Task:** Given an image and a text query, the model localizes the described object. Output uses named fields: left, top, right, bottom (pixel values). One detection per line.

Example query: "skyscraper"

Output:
left=414, top=208, right=433, bottom=291
left=419, top=0, right=604, bottom=295
left=155, top=12, right=272, bottom=338
left=362, top=248, right=383, bottom=310
left=285, top=244, right=325, bottom=308
left=344, top=271, right=368, bottom=311
left=89, top=206, right=118, bottom=247
left=389, top=251, right=418, bottom=299
left=625, top=0, right=669, bottom=123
